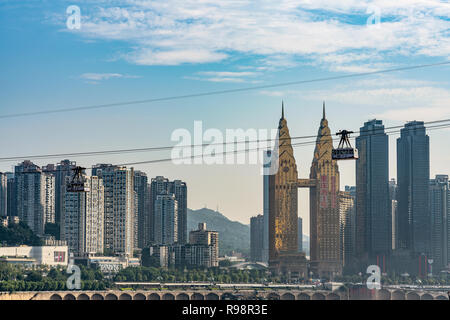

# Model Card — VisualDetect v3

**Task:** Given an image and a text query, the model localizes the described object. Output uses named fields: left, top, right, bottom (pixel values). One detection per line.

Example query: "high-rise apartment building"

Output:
left=397, top=121, right=430, bottom=255
left=189, top=223, right=219, bottom=267
left=355, top=119, right=391, bottom=267
left=389, top=179, right=398, bottom=250
left=0, top=172, right=7, bottom=217
left=339, top=189, right=355, bottom=269
left=92, top=164, right=135, bottom=256
left=134, top=171, right=149, bottom=248
left=54, top=160, right=77, bottom=231
left=154, top=191, right=178, bottom=245
left=14, top=161, right=55, bottom=236
left=250, top=214, right=264, bottom=262
left=150, top=176, right=187, bottom=245
left=169, top=180, right=187, bottom=244
left=429, top=175, right=449, bottom=273
left=62, top=175, right=104, bottom=256
left=6, top=173, right=15, bottom=217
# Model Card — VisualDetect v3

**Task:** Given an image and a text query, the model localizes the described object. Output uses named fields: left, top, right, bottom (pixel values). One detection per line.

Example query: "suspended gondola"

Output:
left=332, top=130, right=359, bottom=160
left=66, top=166, right=90, bottom=192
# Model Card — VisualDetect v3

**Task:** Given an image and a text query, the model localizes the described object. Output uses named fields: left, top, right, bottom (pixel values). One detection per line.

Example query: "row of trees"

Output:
left=0, top=262, right=109, bottom=292
left=114, top=266, right=272, bottom=283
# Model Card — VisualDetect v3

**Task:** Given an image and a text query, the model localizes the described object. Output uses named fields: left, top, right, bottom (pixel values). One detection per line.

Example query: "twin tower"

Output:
left=268, top=102, right=341, bottom=278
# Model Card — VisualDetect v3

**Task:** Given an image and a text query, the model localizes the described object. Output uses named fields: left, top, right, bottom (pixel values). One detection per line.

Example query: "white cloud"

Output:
left=62, top=0, right=450, bottom=68
left=79, top=72, right=140, bottom=83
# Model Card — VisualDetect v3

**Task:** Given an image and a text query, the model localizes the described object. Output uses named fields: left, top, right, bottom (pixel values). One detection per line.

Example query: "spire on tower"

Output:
left=322, top=101, right=326, bottom=119
left=281, top=100, right=285, bottom=119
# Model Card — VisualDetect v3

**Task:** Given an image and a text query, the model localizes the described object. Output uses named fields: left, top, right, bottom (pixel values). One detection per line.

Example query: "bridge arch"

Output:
left=191, top=293, right=205, bottom=300
left=406, top=292, right=420, bottom=300
left=376, top=289, right=391, bottom=300
left=148, top=293, right=160, bottom=300
left=298, top=293, right=311, bottom=300
left=105, top=293, right=118, bottom=300
left=91, top=293, right=104, bottom=300
left=119, top=293, right=132, bottom=300
left=77, top=293, right=90, bottom=300
left=50, top=294, right=62, bottom=300
left=326, top=293, right=340, bottom=300
left=206, top=293, right=219, bottom=300
left=63, top=294, right=76, bottom=300
left=391, top=290, right=405, bottom=300
left=162, top=293, right=175, bottom=300
left=311, top=293, right=325, bottom=300
left=133, top=293, right=146, bottom=300
left=281, top=293, right=295, bottom=300
left=421, top=293, right=433, bottom=300
left=267, top=292, right=280, bottom=300
left=176, top=293, right=189, bottom=300
left=435, top=295, right=448, bottom=300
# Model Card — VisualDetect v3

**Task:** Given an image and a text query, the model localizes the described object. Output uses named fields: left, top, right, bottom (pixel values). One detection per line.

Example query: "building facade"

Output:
left=308, top=105, right=341, bottom=278
left=14, top=161, right=55, bottom=236
left=134, top=170, right=149, bottom=249
left=397, top=121, right=430, bottom=256
left=268, top=104, right=307, bottom=278
left=92, top=164, right=135, bottom=256
left=429, top=175, right=449, bottom=273
left=355, top=119, right=391, bottom=269
left=61, top=175, right=105, bottom=256
left=250, top=214, right=264, bottom=262
left=154, top=191, right=178, bottom=245
left=0, top=172, right=7, bottom=217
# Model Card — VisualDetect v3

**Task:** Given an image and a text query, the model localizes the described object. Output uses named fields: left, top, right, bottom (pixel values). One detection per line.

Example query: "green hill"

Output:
left=187, top=208, right=249, bottom=256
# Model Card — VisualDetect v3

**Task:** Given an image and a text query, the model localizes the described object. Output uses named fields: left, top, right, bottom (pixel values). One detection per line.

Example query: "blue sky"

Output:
left=1, top=0, right=449, bottom=234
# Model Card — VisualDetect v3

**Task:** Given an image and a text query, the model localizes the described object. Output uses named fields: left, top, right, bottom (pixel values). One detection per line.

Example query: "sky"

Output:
left=0, top=0, right=449, bottom=235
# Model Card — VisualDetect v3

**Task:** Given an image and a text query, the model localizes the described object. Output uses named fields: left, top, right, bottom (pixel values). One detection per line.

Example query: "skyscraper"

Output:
left=134, top=170, right=149, bottom=248
left=355, top=119, right=391, bottom=267
left=154, top=191, right=178, bottom=245
left=298, top=217, right=303, bottom=253
left=54, top=160, right=77, bottom=232
left=62, top=174, right=104, bottom=256
left=397, top=121, right=430, bottom=256
left=92, top=164, right=135, bottom=255
left=268, top=103, right=307, bottom=277
left=0, top=172, right=7, bottom=217
left=429, top=175, right=449, bottom=273
left=250, top=214, right=264, bottom=262
left=6, top=173, right=15, bottom=217
left=169, top=180, right=187, bottom=244
left=150, top=176, right=170, bottom=243
left=14, top=161, right=55, bottom=236
left=339, top=189, right=355, bottom=269
left=389, top=179, right=398, bottom=250
left=309, top=104, right=341, bottom=277
left=262, top=150, right=271, bottom=263
left=149, top=176, right=187, bottom=245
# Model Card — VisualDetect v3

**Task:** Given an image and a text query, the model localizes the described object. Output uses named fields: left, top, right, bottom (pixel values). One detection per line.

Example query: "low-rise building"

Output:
left=0, top=245, right=68, bottom=266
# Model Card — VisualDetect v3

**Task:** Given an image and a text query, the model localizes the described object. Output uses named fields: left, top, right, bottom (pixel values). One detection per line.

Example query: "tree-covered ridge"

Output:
left=187, top=208, right=250, bottom=256
left=0, top=222, right=43, bottom=247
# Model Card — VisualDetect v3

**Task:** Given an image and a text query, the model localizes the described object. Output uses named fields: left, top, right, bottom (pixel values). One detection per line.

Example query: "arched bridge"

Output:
left=0, top=288, right=448, bottom=300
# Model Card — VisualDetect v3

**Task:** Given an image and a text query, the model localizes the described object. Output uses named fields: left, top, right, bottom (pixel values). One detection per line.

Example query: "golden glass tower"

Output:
left=309, top=103, right=342, bottom=278
left=268, top=103, right=307, bottom=277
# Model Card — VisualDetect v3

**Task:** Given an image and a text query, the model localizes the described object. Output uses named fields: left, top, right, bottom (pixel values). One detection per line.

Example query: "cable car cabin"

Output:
left=66, top=166, right=90, bottom=192
left=332, top=147, right=359, bottom=160
left=332, top=130, right=359, bottom=160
